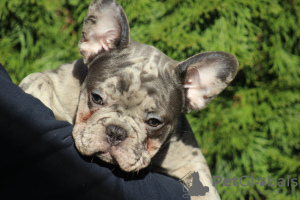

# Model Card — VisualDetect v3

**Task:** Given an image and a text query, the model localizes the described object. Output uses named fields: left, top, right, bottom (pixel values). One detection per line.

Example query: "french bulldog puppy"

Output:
left=20, top=0, right=238, bottom=199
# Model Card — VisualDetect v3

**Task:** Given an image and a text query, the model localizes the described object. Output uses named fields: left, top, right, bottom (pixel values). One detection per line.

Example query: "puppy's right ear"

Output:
left=177, top=52, right=239, bottom=112
left=79, top=0, right=130, bottom=64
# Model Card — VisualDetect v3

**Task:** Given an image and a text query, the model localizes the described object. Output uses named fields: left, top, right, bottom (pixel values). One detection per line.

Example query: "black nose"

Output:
left=105, top=125, right=128, bottom=146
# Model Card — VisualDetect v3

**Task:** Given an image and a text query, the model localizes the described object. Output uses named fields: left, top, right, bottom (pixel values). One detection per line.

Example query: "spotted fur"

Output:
left=20, top=1, right=239, bottom=199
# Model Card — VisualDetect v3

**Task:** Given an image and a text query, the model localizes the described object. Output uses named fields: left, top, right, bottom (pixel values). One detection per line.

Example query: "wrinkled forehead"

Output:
left=86, top=43, right=178, bottom=93
left=84, top=45, right=183, bottom=115
left=87, top=54, right=160, bottom=92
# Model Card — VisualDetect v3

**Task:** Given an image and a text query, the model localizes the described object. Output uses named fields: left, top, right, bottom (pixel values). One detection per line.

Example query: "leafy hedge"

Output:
left=1, top=0, right=299, bottom=199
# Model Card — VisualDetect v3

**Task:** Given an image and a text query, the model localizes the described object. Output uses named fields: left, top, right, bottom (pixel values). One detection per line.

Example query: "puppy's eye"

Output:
left=146, top=118, right=162, bottom=127
left=91, top=92, right=103, bottom=105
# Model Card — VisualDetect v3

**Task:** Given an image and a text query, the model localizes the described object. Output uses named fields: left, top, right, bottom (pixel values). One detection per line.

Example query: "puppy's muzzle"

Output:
left=105, top=125, right=128, bottom=146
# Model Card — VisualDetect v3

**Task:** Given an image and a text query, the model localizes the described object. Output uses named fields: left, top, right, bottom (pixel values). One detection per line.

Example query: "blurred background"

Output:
left=0, top=0, right=299, bottom=199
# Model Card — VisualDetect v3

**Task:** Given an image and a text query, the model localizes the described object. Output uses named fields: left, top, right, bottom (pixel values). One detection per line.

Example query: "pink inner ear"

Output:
left=183, top=67, right=225, bottom=110
left=185, top=87, right=210, bottom=110
left=79, top=8, right=122, bottom=61
left=79, top=29, right=120, bottom=58
left=183, top=68, right=208, bottom=109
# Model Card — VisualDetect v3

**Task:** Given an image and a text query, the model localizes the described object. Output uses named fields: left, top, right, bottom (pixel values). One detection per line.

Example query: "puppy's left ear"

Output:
left=178, top=51, right=239, bottom=112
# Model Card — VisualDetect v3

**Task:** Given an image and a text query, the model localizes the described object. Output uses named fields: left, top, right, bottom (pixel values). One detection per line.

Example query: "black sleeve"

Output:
left=0, top=64, right=188, bottom=200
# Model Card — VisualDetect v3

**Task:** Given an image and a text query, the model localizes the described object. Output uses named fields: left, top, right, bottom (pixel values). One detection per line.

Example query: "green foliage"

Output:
left=1, top=0, right=299, bottom=199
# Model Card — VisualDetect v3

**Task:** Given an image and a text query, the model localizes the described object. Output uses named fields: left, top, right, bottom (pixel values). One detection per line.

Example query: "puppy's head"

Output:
left=73, top=0, right=238, bottom=172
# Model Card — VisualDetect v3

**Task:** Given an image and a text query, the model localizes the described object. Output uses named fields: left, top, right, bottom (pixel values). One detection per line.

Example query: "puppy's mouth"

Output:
left=94, top=144, right=151, bottom=172
left=95, top=149, right=117, bottom=164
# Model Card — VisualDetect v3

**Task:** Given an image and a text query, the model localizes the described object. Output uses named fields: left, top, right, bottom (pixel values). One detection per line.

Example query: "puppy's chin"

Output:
left=96, top=146, right=151, bottom=172
left=95, top=151, right=117, bottom=164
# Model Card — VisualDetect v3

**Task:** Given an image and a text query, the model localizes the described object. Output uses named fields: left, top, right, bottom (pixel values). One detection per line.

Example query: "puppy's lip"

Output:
left=96, top=150, right=118, bottom=164
left=95, top=148, right=109, bottom=157
left=96, top=151, right=109, bottom=155
left=96, top=147, right=149, bottom=172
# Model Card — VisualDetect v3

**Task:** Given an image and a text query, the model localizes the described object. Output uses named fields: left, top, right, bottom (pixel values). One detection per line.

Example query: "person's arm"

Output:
left=0, top=64, right=187, bottom=200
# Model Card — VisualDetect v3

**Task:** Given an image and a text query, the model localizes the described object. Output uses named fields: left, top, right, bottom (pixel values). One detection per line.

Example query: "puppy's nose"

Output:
left=105, top=125, right=128, bottom=146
